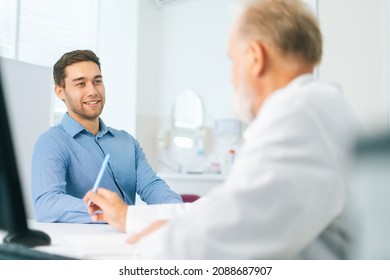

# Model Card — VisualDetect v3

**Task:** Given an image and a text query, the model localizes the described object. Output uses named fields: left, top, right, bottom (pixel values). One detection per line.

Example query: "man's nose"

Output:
left=86, top=82, right=99, bottom=95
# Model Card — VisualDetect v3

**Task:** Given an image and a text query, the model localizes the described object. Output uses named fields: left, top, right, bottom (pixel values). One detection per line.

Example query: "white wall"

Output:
left=156, top=0, right=234, bottom=121
left=318, top=0, right=388, bottom=134
left=136, top=0, right=161, bottom=168
left=98, top=0, right=138, bottom=135
left=137, top=0, right=234, bottom=120
left=136, top=0, right=235, bottom=171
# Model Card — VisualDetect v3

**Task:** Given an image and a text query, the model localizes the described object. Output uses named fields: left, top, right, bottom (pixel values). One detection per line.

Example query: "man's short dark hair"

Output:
left=53, top=49, right=101, bottom=87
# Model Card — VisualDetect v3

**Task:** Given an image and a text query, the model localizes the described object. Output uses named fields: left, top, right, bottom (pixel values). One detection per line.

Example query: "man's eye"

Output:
left=94, top=80, right=102, bottom=84
left=76, top=82, right=85, bottom=86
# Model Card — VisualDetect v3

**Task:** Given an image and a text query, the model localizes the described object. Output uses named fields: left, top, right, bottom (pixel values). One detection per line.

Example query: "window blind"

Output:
left=0, top=0, right=17, bottom=58
left=0, top=0, right=100, bottom=124
left=2, top=0, right=99, bottom=67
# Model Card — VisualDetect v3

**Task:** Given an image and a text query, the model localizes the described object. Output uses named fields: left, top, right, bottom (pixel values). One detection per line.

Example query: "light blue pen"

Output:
left=87, top=153, right=110, bottom=207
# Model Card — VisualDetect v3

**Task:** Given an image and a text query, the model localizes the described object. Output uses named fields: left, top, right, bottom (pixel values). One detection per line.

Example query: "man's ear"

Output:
left=54, top=85, right=65, bottom=102
left=248, top=40, right=266, bottom=77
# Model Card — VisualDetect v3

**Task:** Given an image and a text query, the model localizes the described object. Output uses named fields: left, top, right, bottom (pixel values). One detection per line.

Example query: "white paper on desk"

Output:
left=62, top=233, right=136, bottom=257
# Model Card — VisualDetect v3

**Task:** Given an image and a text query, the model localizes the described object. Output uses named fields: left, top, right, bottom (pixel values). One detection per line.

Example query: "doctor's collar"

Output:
left=242, top=73, right=315, bottom=141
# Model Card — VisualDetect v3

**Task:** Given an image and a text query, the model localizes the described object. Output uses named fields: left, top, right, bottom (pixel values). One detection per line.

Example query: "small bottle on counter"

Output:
left=222, top=149, right=235, bottom=174
left=228, top=149, right=235, bottom=166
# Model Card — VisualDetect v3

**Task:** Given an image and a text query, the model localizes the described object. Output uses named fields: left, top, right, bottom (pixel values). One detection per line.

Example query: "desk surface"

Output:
left=1, top=220, right=138, bottom=260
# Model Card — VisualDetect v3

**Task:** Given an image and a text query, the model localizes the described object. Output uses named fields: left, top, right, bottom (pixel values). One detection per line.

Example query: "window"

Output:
left=0, top=0, right=99, bottom=67
left=0, top=0, right=17, bottom=58
left=18, top=0, right=99, bottom=67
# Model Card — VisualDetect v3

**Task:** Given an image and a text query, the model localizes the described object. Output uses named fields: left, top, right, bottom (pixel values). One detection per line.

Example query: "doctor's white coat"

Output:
left=127, top=74, right=359, bottom=259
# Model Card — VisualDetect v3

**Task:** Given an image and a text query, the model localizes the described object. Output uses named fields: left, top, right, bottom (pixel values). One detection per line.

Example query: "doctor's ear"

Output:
left=248, top=40, right=266, bottom=77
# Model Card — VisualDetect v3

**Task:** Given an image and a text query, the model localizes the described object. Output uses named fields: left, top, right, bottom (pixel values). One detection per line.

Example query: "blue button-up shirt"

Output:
left=32, top=113, right=182, bottom=223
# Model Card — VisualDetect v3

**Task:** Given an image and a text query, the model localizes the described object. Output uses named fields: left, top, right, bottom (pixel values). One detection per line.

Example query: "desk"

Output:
left=1, top=220, right=138, bottom=260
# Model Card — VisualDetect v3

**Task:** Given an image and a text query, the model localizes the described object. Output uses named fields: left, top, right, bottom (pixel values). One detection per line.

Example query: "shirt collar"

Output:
left=61, top=113, right=115, bottom=138
left=97, top=118, right=114, bottom=138
left=243, top=73, right=314, bottom=141
left=283, top=73, right=314, bottom=92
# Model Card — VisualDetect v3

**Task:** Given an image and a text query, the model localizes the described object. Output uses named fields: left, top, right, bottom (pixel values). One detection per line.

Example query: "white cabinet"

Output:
left=135, top=172, right=225, bottom=205
left=158, top=172, right=225, bottom=197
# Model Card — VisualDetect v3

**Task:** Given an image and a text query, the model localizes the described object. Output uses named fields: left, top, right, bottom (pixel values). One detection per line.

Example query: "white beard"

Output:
left=232, top=86, right=255, bottom=125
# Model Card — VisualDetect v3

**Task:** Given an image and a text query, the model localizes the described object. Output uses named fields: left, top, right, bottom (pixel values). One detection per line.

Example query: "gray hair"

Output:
left=234, top=0, right=322, bottom=65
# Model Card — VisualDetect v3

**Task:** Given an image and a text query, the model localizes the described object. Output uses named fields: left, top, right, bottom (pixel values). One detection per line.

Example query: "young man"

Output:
left=84, top=0, right=359, bottom=259
left=32, top=50, right=182, bottom=223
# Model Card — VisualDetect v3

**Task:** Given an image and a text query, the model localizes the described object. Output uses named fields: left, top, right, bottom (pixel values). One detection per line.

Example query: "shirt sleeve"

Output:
left=133, top=138, right=183, bottom=204
left=31, top=134, right=95, bottom=223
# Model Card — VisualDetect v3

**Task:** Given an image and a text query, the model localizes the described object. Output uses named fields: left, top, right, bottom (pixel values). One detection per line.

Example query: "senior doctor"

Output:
left=84, top=0, right=358, bottom=259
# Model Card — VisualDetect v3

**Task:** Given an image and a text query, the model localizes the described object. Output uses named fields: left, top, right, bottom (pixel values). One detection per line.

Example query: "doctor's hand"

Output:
left=126, top=220, right=168, bottom=244
left=83, top=188, right=127, bottom=232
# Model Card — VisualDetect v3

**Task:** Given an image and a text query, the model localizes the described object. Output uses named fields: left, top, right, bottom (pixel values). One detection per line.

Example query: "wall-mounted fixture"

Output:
left=157, top=129, right=171, bottom=150
left=214, top=118, right=242, bottom=144
left=172, top=88, right=204, bottom=149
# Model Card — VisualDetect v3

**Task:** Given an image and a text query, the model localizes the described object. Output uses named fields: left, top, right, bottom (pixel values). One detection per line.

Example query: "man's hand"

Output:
left=127, top=220, right=168, bottom=244
left=83, top=188, right=128, bottom=232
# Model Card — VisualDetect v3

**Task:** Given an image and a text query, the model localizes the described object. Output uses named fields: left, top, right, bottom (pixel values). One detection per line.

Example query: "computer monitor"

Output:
left=0, top=63, right=51, bottom=248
